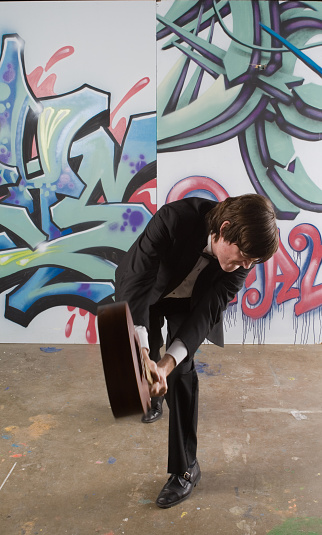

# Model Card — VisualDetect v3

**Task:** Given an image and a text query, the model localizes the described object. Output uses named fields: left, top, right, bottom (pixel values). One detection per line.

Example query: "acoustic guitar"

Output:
left=97, top=301, right=152, bottom=418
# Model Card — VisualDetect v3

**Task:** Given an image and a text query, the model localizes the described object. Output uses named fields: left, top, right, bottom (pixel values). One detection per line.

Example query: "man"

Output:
left=114, top=194, right=279, bottom=508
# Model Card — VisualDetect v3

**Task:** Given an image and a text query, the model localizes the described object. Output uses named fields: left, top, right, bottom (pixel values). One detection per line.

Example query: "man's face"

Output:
left=211, top=222, right=257, bottom=272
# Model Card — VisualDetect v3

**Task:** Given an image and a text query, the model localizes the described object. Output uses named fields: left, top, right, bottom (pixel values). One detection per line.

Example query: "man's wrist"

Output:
left=158, top=353, right=176, bottom=376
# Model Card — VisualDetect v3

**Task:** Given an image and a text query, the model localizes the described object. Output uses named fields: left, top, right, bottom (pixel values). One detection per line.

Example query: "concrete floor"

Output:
left=0, top=343, right=322, bottom=535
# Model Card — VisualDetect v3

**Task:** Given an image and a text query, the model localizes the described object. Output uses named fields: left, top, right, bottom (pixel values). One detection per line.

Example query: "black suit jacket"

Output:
left=115, top=198, right=251, bottom=356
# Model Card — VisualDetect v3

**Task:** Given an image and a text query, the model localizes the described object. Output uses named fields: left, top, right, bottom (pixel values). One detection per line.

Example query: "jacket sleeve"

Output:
left=174, top=266, right=251, bottom=356
left=115, top=204, right=178, bottom=328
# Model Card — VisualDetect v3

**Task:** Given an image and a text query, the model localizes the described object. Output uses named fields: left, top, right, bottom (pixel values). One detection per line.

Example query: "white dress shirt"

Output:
left=135, top=235, right=214, bottom=365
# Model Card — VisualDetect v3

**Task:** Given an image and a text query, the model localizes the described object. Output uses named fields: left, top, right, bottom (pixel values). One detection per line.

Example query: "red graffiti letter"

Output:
left=242, top=238, right=300, bottom=319
left=289, top=224, right=322, bottom=315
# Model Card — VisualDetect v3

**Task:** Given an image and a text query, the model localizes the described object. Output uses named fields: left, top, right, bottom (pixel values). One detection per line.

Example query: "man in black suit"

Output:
left=115, top=194, right=279, bottom=508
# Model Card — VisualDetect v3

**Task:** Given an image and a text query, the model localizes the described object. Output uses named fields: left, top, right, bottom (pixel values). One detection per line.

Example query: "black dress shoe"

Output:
left=156, top=459, right=201, bottom=509
left=141, top=397, right=163, bottom=423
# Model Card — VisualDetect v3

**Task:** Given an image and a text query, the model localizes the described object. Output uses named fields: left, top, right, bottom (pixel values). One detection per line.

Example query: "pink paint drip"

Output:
left=27, top=46, right=75, bottom=98
left=109, top=77, right=150, bottom=144
left=86, top=313, right=97, bottom=344
left=111, top=117, right=127, bottom=146
left=65, top=313, right=76, bottom=338
left=65, top=307, right=97, bottom=344
left=27, top=68, right=57, bottom=98
left=45, top=46, right=74, bottom=72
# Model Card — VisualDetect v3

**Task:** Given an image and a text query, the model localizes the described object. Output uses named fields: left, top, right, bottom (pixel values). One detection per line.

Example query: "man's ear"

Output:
left=219, top=220, right=230, bottom=236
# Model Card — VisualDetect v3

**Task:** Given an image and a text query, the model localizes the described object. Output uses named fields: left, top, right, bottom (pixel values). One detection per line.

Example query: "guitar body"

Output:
left=97, top=301, right=151, bottom=418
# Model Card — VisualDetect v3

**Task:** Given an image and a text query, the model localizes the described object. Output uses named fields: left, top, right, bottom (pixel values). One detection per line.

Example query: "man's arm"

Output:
left=173, top=266, right=252, bottom=357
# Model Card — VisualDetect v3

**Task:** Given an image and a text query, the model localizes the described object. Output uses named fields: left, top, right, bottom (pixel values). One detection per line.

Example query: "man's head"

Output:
left=206, top=194, right=279, bottom=272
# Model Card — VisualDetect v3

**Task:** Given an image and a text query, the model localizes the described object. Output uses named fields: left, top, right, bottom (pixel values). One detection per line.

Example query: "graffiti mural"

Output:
left=1, top=0, right=322, bottom=345
left=156, top=0, right=322, bottom=343
left=0, top=2, right=156, bottom=343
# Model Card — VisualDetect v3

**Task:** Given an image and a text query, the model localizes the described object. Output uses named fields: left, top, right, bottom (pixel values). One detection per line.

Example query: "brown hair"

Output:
left=206, top=194, right=279, bottom=263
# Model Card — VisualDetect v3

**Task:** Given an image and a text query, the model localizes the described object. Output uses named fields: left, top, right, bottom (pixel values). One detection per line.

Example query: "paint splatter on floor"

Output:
left=5, top=414, right=57, bottom=441
left=40, top=347, right=63, bottom=353
left=19, top=520, right=36, bottom=535
left=267, top=517, right=322, bottom=534
left=195, top=359, right=221, bottom=376
left=138, top=498, right=153, bottom=504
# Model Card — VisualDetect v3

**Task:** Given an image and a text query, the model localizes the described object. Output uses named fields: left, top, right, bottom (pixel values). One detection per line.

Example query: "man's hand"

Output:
left=141, top=348, right=176, bottom=397
left=141, top=347, right=159, bottom=382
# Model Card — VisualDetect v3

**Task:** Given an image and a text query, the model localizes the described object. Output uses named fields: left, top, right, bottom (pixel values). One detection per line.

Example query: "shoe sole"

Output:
left=156, top=471, right=201, bottom=509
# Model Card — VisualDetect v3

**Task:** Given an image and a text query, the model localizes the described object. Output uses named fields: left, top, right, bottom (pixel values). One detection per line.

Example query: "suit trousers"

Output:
left=148, top=298, right=199, bottom=475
